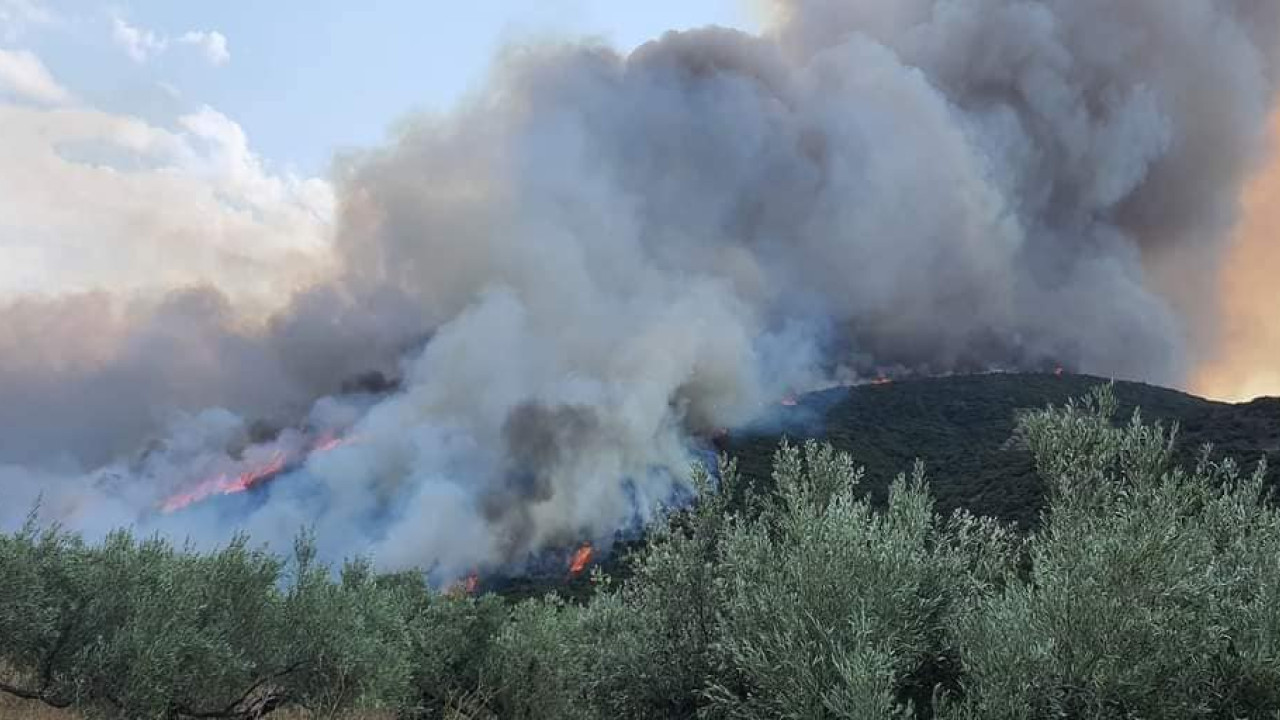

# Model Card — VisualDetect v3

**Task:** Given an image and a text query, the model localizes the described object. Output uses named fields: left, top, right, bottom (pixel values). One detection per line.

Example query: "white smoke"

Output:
left=3, top=0, right=1278, bottom=579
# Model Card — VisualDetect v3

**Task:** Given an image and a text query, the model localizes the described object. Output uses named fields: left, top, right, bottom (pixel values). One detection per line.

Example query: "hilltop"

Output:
left=728, top=372, right=1280, bottom=529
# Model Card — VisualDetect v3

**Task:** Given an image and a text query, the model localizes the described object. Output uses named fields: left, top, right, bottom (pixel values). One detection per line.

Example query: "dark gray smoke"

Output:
left=2, top=0, right=1277, bottom=578
left=486, top=402, right=603, bottom=558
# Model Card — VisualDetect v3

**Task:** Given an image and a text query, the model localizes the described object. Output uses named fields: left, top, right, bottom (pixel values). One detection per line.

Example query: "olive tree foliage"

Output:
left=481, top=462, right=738, bottom=720
left=484, top=448, right=1019, bottom=720
left=0, top=524, right=415, bottom=720
left=592, top=461, right=737, bottom=718
left=388, top=573, right=508, bottom=720
left=703, top=442, right=1018, bottom=720
left=940, top=386, right=1280, bottom=719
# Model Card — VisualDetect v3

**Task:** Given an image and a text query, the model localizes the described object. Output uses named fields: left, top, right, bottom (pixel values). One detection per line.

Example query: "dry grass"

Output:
left=0, top=693, right=70, bottom=720
left=0, top=694, right=394, bottom=719
left=1, top=663, right=395, bottom=719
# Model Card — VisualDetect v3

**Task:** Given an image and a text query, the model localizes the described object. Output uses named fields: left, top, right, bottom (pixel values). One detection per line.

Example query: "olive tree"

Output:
left=703, top=441, right=1017, bottom=720
left=0, top=523, right=414, bottom=719
left=942, top=386, right=1280, bottom=719
left=480, top=460, right=740, bottom=720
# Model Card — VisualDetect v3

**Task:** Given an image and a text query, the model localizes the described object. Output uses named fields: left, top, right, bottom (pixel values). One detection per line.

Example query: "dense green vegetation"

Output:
left=3, top=382, right=1280, bottom=718
left=729, top=372, right=1280, bottom=528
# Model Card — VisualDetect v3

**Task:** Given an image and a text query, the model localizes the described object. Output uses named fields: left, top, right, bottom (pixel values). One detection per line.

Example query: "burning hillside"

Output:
left=158, top=432, right=355, bottom=514
left=2, top=0, right=1279, bottom=586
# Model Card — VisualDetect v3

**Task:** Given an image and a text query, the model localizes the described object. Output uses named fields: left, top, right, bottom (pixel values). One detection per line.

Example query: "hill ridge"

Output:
left=727, top=372, right=1280, bottom=529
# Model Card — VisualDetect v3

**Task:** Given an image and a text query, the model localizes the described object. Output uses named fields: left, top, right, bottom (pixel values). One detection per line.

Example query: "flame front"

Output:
left=159, top=433, right=353, bottom=514
left=311, top=433, right=344, bottom=454
left=568, top=543, right=594, bottom=576
left=160, top=452, right=287, bottom=513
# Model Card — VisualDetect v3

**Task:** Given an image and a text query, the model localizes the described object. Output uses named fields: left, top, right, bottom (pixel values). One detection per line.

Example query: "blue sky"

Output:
left=20, top=1, right=757, bottom=175
left=0, top=1, right=757, bottom=301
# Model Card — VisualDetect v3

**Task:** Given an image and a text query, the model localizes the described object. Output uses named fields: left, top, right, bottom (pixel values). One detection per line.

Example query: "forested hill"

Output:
left=497, top=372, right=1280, bottom=602
left=727, top=372, right=1280, bottom=529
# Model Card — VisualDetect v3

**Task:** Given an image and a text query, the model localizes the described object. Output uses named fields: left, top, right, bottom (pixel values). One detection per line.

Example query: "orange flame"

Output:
left=445, top=571, right=480, bottom=597
left=568, top=543, right=594, bottom=576
left=160, top=451, right=287, bottom=513
left=312, top=434, right=345, bottom=453
left=159, top=431, right=356, bottom=514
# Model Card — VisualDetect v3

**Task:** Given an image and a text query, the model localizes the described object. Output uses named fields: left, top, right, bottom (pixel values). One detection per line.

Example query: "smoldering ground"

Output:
left=2, top=0, right=1277, bottom=580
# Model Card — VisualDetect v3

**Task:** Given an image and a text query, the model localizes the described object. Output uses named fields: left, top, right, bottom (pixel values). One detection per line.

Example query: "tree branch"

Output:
left=0, top=679, right=72, bottom=709
left=39, top=605, right=80, bottom=695
left=170, top=660, right=304, bottom=720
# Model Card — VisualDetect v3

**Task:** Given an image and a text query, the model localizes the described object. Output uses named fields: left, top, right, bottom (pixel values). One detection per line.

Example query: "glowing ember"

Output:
left=568, top=543, right=594, bottom=576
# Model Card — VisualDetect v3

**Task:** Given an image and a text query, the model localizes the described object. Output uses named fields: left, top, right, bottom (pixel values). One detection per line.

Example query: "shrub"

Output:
left=0, top=524, right=413, bottom=719
left=481, top=460, right=739, bottom=719
left=941, top=386, right=1280, bottom=719
left=590, top=462, right=735, bottom=719
left=397, top=584, right=508, bottom=719
left=482, top=593, right=599, bottom=720
left=703, top=441, right=1016, bottom=720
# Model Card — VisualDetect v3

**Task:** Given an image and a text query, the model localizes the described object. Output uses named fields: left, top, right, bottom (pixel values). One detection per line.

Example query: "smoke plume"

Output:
left=3, top=1, right=1278, bottom=579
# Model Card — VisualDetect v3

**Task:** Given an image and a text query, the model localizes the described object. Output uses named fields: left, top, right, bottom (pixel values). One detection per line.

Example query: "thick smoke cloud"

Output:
left=3, top=1, right=1278, bottom=579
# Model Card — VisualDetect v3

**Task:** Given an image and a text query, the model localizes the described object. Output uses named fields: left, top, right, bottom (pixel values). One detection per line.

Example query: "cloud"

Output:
left=112, top=16, right=230, bottom=67
left=0, top=101, right=334, bottom=307
left=0, top=0, right=53, bottom=41
left=177, top=30, right=229, bottom=67
left=111, top=15, right=164, bottom=63
left=0, top=48, right=70, bottom=104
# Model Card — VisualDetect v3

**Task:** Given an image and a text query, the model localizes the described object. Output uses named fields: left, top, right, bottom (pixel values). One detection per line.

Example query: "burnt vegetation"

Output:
left=3, top=376, right=1280, bottom=719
